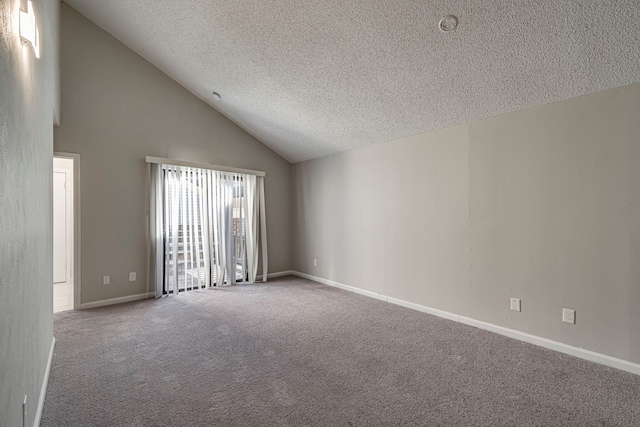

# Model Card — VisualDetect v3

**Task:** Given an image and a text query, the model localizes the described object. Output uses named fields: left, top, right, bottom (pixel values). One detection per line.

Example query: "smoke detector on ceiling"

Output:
left=439, top=15, right=458, bottom=32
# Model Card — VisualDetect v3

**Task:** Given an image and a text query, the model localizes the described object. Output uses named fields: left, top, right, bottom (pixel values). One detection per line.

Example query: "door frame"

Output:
left=54, top=152, right=81, bottom=310
left=52, top=168, right=71, bottom=284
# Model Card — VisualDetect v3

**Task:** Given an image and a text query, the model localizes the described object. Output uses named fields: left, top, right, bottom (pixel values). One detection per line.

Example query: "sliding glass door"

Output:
left=162, top=166, right=250, bottom=293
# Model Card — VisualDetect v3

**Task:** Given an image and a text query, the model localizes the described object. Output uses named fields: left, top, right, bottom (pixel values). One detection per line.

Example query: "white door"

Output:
left=53, top=171, right=67, bottom=283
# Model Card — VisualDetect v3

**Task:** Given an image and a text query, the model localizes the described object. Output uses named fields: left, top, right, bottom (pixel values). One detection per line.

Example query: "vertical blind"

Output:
left=148, top=160, right=267, bottom=296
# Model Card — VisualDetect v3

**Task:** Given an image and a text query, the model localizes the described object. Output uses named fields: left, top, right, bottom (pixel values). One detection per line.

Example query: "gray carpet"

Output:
left=41, top=276, right=640, bottom=426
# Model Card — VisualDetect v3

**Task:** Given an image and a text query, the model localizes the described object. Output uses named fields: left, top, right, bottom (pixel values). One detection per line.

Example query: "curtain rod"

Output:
left=145, top=156, right=266, bottom=177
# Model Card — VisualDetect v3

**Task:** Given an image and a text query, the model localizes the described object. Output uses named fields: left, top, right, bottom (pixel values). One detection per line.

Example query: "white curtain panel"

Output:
left=148, top=163, right=164, bottom=297
left=258, top=176, right=268, bottom=281
left=148, top=163, right=267, bottom=296
left=243, top=174, right=268, bottom=283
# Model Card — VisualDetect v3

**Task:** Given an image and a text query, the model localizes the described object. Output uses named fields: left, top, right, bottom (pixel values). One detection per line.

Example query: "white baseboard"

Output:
left=33, top=336, right=55, bottom=427
left=256, top=270, right=295, bottom=281
left=291, top=271, right=640, bottom=377
left=293, top=271, right=389, bottom=302
left=387, top=296, right=462, bottom=323
left=78, top=292, right=155, bottom=309
left=79, top=273, right=298, bottom=307
left=456, top=316, right=640, bottom=376
left=80, top=273, right=295, bottom=308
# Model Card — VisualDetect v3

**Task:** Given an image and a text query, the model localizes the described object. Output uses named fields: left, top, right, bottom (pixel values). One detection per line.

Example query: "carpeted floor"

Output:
left=41, top=276, right=640, bottom=426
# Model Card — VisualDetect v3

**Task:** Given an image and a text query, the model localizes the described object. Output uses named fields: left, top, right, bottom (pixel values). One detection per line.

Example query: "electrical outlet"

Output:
left=313, top=259, right=317, bottom=266
left=563, top=308, right=576, bottom=324
left=510, top=298, right=521, bottom=312
left=103, top=275, right=110, bottom=285
left=129, top=272, right=136, bottom=282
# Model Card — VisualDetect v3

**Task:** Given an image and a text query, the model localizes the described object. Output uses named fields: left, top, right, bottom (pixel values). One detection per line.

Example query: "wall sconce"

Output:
left=20, top=1, right=40, bottom=58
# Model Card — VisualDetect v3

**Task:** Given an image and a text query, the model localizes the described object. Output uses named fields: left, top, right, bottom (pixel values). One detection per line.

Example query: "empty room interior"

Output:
left=2, top=0, right=640, bottom=425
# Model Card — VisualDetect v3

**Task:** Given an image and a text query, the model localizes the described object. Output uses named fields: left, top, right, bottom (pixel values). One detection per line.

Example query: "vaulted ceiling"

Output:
left=64, top=1, right=640, bottom=163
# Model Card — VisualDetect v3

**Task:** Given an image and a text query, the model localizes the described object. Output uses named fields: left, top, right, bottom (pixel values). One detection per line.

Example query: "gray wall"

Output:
left=54, top=4, right=292, bottom=305
left=0, top=0, right=60, bottom=425
left=293, top=82, right=640, bottom=365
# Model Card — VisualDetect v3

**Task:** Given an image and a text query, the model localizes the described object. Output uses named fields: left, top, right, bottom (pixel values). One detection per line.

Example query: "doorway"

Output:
left=53, top=155, right=76, bottom=312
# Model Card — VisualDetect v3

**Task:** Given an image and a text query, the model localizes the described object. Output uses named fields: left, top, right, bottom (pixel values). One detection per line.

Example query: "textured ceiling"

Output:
left=64, top=0, right=640, bottom=163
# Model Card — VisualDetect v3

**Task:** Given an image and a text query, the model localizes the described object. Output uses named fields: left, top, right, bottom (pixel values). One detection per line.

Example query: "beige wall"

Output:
left=293, top=82, right=640, bottom=365
left=55, top=4, right=292, bottom=304
left=0, top=0, right=59, bottom=425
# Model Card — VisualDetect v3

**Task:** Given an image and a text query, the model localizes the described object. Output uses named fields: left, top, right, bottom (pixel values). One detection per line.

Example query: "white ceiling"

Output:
left=64, top=1, right=640, bottom=163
